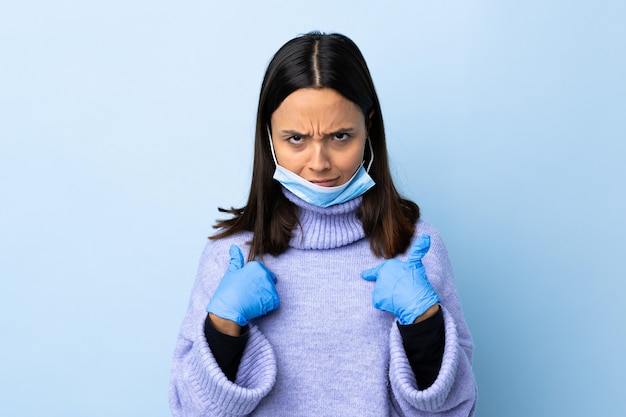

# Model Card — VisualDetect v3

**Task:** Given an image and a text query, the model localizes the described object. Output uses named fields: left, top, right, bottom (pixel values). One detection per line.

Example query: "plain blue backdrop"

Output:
left=1, top=1, right=624, bottom=416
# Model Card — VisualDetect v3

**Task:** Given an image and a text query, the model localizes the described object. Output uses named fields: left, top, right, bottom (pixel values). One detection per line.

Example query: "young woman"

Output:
left=170, top=32, right=477, bottom=416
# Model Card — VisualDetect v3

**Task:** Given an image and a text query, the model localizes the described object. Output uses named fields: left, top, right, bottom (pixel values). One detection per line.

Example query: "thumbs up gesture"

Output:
left=206, top=245, right=280, bottom=326
left=361, top=235, right=440, bottom=325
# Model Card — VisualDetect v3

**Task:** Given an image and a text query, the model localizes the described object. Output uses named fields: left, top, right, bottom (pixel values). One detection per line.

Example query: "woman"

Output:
left=170, top=32, right=477, bottom=416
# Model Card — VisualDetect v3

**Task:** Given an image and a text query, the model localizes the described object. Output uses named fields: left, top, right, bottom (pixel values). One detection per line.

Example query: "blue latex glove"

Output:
left=361, top=234, right=440, bottom=325
left=206, top=245, right=280, bottom=326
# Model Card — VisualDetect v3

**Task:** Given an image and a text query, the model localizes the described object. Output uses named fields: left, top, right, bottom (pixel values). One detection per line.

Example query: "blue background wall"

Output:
left=1, top=1, right=624, bottom=416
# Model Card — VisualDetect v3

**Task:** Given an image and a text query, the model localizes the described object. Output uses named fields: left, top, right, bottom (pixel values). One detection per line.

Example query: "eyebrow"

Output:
left=279, top=127, right=358, bottom=137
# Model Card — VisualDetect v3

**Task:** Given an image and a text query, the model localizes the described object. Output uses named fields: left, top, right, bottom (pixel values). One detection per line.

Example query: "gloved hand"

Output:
left=361, top=234, right=440, bottom=325
left=206, top=245, right=280, bottom=326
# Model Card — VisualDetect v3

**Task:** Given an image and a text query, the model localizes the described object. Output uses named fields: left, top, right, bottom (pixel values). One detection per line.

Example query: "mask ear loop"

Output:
left=365, top=136, right=374, bottom=173
left=266, top=126, right=279, bottom=166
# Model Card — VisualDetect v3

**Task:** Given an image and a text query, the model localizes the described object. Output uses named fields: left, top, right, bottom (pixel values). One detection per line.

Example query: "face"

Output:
left=270, top=88, right=369, bottom=187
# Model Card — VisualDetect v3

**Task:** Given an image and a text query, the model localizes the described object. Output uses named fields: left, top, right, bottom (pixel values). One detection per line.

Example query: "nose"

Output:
left=308, top=142, right=331, bottom=172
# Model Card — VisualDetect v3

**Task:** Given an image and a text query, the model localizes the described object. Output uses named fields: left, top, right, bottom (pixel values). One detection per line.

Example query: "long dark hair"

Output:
left=212, top=32, right=419, bottom=260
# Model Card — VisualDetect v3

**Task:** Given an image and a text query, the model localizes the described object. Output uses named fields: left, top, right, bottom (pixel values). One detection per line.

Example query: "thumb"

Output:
left=361, top=265, right=382, bottom=281
left=228, top=245, right=245, bottom=271
left=407, top=234, right=431, bottom=264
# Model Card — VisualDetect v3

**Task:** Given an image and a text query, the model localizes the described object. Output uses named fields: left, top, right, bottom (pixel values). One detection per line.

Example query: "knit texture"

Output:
left=170, top=190, right=477, bottom=416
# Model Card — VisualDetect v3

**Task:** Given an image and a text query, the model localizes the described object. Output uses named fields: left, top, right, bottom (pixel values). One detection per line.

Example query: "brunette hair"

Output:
left=212, top=31, right=419, bottom=260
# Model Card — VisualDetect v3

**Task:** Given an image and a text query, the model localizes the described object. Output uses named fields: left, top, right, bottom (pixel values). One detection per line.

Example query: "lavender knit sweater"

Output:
left=170, top=190, right=477, bottom=416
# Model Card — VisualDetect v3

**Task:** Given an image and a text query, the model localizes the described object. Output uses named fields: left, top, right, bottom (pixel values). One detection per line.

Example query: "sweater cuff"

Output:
left=389, top=306, right=460, bottom=412
left=187, top=321, right=276, bottom=416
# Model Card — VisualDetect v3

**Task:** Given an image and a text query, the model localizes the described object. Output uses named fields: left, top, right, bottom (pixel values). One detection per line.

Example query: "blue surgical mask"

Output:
left=268, top=129, right=376, bottom=208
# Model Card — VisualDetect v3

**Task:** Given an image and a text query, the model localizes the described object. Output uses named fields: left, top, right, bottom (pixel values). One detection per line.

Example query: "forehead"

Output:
left=271, top=88, right=364, bottom=129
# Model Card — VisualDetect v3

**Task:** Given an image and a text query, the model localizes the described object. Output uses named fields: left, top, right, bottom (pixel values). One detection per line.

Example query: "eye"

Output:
left=287, top=135, right=303, bottom=144
left=333, top=132, right=350, bottom=141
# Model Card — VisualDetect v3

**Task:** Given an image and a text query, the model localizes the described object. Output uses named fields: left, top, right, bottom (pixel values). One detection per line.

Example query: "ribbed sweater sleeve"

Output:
left=388, top=227, right=477, bottom=416
left=169, top=240, right=277, bottom=417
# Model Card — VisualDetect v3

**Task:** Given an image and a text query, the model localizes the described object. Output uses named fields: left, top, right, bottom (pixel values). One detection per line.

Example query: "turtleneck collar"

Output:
left=282, top=188, right=366, bottom=250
